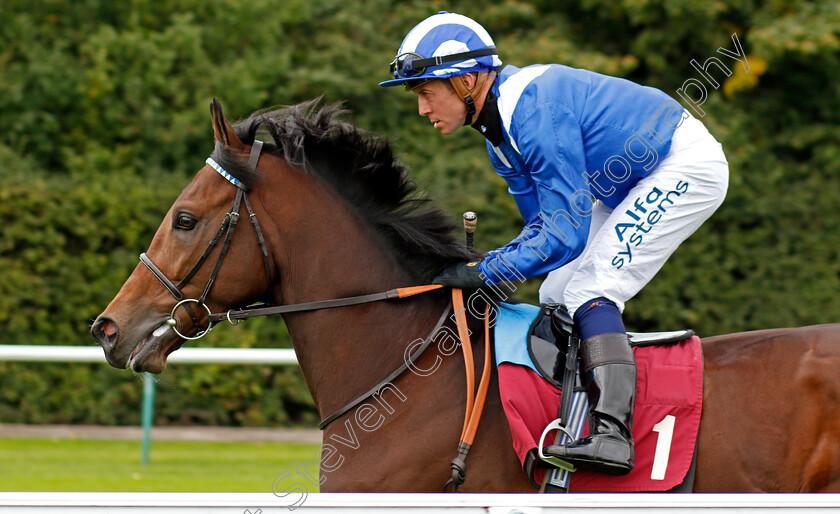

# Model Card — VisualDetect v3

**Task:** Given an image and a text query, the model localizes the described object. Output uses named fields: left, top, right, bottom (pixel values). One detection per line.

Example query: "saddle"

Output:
left=493, top=302, right=703, bottom=493
left=527, top=303, right=694, bottom=390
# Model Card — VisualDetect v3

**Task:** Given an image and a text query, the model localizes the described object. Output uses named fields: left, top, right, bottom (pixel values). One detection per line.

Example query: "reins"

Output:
left=207, top=285, right=444, bottom=324
left=141, top=140, right=493, bottom=491
left=311, top=287, right=493, bottom=493
left=316, top=298, right=451, bottom=429
left=446, top=292, right=492, bottom=493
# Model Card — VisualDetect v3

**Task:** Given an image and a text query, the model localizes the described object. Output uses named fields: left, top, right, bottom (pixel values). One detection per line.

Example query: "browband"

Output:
left=205, top=140, right=264, bottom=190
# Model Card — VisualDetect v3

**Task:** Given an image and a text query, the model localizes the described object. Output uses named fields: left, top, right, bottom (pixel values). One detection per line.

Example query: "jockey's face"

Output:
left=414, top=79, right=466, bottom=135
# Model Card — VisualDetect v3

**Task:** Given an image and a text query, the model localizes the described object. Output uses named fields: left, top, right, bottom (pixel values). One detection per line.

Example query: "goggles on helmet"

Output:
left=389, top=47, right=499, bottom=79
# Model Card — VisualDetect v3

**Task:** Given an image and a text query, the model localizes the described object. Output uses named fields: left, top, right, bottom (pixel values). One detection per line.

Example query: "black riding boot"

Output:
left=544, top=332, right=636, bottom=476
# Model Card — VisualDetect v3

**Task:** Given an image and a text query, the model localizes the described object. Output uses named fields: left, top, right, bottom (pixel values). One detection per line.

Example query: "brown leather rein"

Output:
left=221, top=284, right=492, bottom=492
left=139, top=141, right=492, bottom=490
left=221, top=285, right=492, bottom=492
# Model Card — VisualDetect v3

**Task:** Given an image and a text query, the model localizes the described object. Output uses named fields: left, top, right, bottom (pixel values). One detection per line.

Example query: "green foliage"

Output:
left=1, top=0, right=839, bottom=426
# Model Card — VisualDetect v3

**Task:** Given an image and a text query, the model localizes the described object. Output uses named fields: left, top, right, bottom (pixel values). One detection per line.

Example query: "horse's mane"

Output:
left=211, top=99, right=478, bottom=281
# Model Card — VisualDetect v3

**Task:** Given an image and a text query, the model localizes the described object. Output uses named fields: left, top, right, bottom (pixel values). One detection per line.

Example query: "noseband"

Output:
left=139, top=141, right=272, bottom=340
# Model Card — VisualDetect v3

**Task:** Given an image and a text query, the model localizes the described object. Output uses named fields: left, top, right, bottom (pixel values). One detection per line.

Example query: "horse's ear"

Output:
left=210, top=97, right=245, bottom=151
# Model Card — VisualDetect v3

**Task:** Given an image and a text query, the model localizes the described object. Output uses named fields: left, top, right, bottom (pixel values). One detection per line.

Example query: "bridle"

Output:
left=137, top=139, right=493, bottom=490
left=139, top=139, right=449, bottom=339
left=139, top=140, right=272, bottom=340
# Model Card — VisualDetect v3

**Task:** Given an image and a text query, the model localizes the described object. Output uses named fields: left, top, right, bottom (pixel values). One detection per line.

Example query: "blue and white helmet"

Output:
left=380, top=11, right=502, bottom=88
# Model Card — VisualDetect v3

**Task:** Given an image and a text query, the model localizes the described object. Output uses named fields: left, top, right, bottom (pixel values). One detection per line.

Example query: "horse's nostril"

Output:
left=91, top=317, right=119, bottom=350
left=101, top=321, right=117, bottom=338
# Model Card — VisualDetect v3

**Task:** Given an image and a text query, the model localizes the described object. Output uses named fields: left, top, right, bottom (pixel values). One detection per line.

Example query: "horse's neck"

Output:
left=268, top=179, right=448, bottom=419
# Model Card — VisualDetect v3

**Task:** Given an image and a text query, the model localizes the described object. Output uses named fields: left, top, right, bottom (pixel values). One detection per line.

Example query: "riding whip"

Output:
left=463, top=211, right=477, bottom=250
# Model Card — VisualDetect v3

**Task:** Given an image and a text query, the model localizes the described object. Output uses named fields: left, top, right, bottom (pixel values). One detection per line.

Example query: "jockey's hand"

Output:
left=433, top=261, right=487, bottom=289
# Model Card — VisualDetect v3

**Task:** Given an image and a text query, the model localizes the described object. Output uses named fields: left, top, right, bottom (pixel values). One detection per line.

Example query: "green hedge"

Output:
left=1, top=0, right=839, bottom=426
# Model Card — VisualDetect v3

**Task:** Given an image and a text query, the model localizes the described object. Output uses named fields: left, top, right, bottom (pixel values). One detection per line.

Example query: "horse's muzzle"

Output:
left=91, top=316, right=119, bottom=353
left=92, top=314, right=176, bottom=373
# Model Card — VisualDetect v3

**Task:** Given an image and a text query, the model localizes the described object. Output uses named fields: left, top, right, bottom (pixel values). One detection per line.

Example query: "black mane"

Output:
left=211, top=99, right=477, bottom=281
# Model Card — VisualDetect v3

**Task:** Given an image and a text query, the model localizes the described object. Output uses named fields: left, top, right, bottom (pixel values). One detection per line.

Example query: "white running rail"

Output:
left=0, top=344, right=299, bottom=466
left=1, top=492, right=840, bottom=512
left=0, top=345, right=297, bottom=365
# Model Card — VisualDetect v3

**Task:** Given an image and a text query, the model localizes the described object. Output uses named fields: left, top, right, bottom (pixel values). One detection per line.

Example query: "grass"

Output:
left=0, top=437, right=322, bottom=492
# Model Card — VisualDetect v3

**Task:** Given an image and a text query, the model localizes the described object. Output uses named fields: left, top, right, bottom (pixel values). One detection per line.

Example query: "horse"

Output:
left=92, top=98, right=840, bottom=492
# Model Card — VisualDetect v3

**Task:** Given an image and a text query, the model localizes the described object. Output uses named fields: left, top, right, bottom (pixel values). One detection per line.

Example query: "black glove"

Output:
left=432, top=261, right=487, bottom=289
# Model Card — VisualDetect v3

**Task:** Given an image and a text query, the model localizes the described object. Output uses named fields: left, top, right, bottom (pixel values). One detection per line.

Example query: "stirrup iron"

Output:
left=537, top=419, right=577, bottom=472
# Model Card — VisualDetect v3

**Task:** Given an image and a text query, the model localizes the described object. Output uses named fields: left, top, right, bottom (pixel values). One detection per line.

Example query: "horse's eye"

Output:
left=175, top=214, right=198, bottom=230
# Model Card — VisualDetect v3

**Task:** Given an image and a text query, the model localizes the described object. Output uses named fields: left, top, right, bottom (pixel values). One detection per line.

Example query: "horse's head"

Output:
left=91, top=99, right=274, bottom=373
left=92, top=97, right=479, bottom=375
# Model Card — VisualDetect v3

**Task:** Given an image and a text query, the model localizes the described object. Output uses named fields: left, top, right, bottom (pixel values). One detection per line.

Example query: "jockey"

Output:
left=380, top=12, right=728, bottom=476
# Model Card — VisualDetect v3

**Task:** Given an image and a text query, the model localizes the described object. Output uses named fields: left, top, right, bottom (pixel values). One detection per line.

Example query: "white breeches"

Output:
left=539, top=112, right=729, bottom=315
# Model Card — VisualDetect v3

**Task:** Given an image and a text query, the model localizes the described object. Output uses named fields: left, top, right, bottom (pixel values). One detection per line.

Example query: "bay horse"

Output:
left=92, top=98, right=840, bottom=492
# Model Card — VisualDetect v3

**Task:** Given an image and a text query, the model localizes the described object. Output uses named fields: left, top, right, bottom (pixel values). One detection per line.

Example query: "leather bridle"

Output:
left=136, top=140, right=493, bottom=490
left=139, top=139, right=449, bottom=340
left=139, top=141, right=272, bottom=340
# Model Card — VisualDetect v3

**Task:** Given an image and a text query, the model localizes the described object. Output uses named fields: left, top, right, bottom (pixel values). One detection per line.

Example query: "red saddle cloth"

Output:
left=498, top=335, right=703, bottom=492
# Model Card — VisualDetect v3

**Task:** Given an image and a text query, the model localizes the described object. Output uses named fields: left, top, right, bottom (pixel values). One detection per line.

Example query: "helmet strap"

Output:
left=449, top=72, right=490, bottom=126
left=464, top=96, right=477, bottom=126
